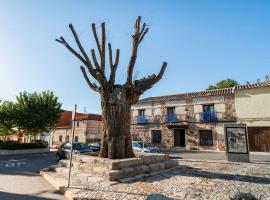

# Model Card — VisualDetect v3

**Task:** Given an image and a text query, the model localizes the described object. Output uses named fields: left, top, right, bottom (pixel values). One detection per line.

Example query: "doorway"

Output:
left=174, top=129, right=185, bottom=147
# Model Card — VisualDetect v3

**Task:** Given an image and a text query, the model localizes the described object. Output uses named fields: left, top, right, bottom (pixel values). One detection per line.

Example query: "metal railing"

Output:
left=199, top=111, right=217, bottom=122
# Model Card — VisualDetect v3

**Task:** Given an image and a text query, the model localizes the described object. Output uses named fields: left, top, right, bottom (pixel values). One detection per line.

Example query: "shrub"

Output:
left=0, top=141, right=46, bottom=150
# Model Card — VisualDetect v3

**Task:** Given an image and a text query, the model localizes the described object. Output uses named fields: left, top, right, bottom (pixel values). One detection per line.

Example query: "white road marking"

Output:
left=0, top=159, right=27, bottom=168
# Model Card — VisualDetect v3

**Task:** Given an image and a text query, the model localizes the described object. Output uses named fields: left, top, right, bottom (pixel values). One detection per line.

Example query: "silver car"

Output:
left=132, top=141, right=161, bottom=153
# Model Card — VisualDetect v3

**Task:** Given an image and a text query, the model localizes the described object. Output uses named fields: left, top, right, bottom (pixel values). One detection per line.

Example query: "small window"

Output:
left=63, top=143, right=71, bottom=149
left=139, top=109, right=145, bottom=116
left=65, top=135, right=69, bottom=142
left=152, top=130, right=162, bottom=144
left=199, top=130, right=213, bottom=146
left=77, top=121, right=80, bottom=127
left=59, top=135, right=62, bottom=142
left=75, top=136, right=78, bottom=142
left=167, top=107, right=175, bottom=115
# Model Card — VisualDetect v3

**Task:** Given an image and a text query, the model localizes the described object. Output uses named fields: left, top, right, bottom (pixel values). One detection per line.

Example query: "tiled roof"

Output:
left=138, top=81, right=270, bottom=103
left=56, top=110, right=102, bottom=129
left=235, top=81, right=270, bottom=90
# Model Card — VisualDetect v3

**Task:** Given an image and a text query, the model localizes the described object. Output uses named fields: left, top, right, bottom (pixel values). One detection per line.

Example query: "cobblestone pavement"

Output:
left=56, top=159, right=270, bottom=200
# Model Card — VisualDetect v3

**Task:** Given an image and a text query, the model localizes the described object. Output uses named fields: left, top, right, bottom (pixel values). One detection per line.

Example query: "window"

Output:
left=199, top=130, right=213, bottom=146
left=75, top=136, right=78, bottom=142
left=59, top=135, right=62, bottom=142
left=65, top=135, right=69, bottom=142
left=77, top=121, right=80, bottom=127
left=167, top=107, right=175, bottom=115
left=203, top=104, right=215, bottom=112
left=139, top=109, right=145, bottom=116
left=152, top=130, right=162, bottom=144
left=63, top=143, right=71, bottom=149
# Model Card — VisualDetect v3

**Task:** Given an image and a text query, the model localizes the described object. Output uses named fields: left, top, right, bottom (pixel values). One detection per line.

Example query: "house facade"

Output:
left=235, top=82, right=270, bottom=152
left=131, top=82, right=270, bottom=152
left=51, top=111, right=102, bottom=147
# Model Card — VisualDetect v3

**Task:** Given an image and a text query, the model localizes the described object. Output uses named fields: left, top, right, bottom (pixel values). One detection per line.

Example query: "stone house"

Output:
left=131, top=81, right=270, bottom=152
left=52, top=110, right=102, bottom=147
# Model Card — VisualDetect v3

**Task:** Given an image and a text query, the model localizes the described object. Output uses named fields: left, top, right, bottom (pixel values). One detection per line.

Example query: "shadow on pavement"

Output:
left=0, top=191, right=56, bottom=200
left=143, top=164, right=270, bottom=185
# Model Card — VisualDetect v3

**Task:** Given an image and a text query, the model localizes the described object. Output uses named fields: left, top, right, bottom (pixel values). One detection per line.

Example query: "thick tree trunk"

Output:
left=99, top=99, right=135, bottom=159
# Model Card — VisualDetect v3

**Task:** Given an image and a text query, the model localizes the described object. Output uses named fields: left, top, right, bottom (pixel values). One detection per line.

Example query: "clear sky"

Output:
left=0, top=0, right=270, bottom=114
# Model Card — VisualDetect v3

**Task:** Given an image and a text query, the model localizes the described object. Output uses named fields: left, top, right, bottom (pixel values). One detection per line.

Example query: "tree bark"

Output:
left=99, top=89, right=134, bottom=159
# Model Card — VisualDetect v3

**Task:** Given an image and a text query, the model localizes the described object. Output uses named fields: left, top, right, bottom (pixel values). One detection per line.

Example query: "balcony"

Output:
left=163, top=114, right=187, bottom=123
left=135, top=115, right=148, bottom=124
left=200, top=111, right=217, bottom=122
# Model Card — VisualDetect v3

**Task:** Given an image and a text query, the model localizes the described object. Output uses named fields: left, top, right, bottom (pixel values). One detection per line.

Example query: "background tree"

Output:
left=14, top=91, right=62, bottom=137
left=57, top=16, right=167, bottom=159
left=206, top=78, right=239, bottom=90
left=0, top=101, right=15, bottom=139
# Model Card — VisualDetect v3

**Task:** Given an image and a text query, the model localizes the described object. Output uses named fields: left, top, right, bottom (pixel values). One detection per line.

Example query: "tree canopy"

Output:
left=14, top=91, right=62, bottom=136
left=206, top=79, right=239, bottom=90
left=0, top=101, right=15, bottom=136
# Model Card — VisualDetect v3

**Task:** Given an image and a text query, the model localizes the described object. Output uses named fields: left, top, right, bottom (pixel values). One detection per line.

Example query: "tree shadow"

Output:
left=69, top=186, right=172, bottom=199
left=0, top=191, right=56, bottom=200
left=146, top=193, right=173, bottom=200
left=142, top=164, right=270, bottom=185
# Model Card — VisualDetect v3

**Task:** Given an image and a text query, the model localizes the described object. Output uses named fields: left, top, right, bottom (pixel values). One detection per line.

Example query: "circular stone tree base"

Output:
left=57, top=153, right=178, bottom=181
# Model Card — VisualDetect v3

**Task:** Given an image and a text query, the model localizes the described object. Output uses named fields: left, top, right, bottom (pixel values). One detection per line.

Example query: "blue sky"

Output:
left=0, top=0, right=270, bottom=114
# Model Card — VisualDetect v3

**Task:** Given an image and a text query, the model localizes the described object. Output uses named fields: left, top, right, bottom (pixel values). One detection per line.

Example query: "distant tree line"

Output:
left=0, top=91, right=62, bottom=139
left=206, top=77, right=268, bottom=90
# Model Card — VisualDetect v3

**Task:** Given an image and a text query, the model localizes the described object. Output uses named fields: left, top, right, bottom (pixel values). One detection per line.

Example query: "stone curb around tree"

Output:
left=40, top=170, right=79, bottom=200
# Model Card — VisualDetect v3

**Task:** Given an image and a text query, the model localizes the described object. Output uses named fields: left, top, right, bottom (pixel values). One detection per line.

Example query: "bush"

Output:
left=0, top=141, right=47, bottom=150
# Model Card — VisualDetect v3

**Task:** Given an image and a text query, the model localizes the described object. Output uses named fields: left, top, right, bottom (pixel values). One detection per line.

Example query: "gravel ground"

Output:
left=55, top=159, right=270, bottom=200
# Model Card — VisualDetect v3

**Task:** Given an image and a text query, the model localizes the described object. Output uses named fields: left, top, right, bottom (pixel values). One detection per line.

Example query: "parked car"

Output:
left=56, top=142, right=93, bottom=161
left=87, top=142, right=101, bottom=152
left=132, top=141, right=161, bottom=153
left=31, top=139, right=48, bottom=147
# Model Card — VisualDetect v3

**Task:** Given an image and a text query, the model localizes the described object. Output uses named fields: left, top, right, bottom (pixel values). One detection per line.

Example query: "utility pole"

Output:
left=67, top=104, right=77, bottom=188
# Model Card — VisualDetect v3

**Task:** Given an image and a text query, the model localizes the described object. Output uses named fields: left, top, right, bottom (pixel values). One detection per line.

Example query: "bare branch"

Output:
left=56, top=37, right=87, bottom=66
left=101, top=22, right=106, bottom=71
left=139, top=27, right=149, bottom=43
left=91, top=49, right=100, bottom=70
left=56, top=35, right=99, bottom=81
left=126, top=16, right=148, bottom=85
left=108, top=43, right=120, bottom=84
left=80, top=66, right=100, bottom=92
left=133, top=62, right=167, bottom=93
left=91, top=23, right=102, bottom=57
left=69, top=24, right=92, bottom=65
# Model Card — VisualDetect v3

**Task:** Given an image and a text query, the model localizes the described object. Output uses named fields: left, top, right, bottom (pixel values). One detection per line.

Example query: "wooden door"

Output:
left=248, top=127, right=270, bottom=152
left=174, top=129, right=185, bottom=147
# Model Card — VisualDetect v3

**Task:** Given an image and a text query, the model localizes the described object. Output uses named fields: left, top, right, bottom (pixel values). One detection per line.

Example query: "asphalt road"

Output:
left=0, top=153, right=65, bottom=200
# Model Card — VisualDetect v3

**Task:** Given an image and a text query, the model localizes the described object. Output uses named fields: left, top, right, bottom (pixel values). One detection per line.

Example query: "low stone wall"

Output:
left=57, top=153, right=178, bottom=181
left=0, top=148, right=49, bottom=156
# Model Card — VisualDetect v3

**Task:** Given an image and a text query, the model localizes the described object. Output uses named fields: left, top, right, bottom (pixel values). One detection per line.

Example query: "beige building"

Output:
left=52, top=111, right=102, bottom=147
left=131, top=81, right=270, bottom=152
left=235, top=82, right=270, bottom=152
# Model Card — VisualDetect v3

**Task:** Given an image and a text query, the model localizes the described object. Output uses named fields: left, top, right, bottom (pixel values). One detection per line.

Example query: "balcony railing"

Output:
left=200, top=111, right=217, bottom=122
left=132, top=112, right=236, bottom=125
left=135, top=115, right=148, bottom=124
left=163, top=114, right=187, bottom=123
left=163, top=114, right=177, bottom=123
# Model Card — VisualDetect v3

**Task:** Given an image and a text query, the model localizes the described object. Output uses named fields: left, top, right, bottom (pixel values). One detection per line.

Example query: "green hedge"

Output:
left=0, top=141, right=47, bottom=150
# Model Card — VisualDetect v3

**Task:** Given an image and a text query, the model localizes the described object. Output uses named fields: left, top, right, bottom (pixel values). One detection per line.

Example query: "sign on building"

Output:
left=224, top=124, right=250, bottom=162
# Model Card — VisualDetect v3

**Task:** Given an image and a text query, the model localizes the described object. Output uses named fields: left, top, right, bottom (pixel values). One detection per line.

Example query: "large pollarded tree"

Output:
left=56, top=16, right=167, bottom=159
